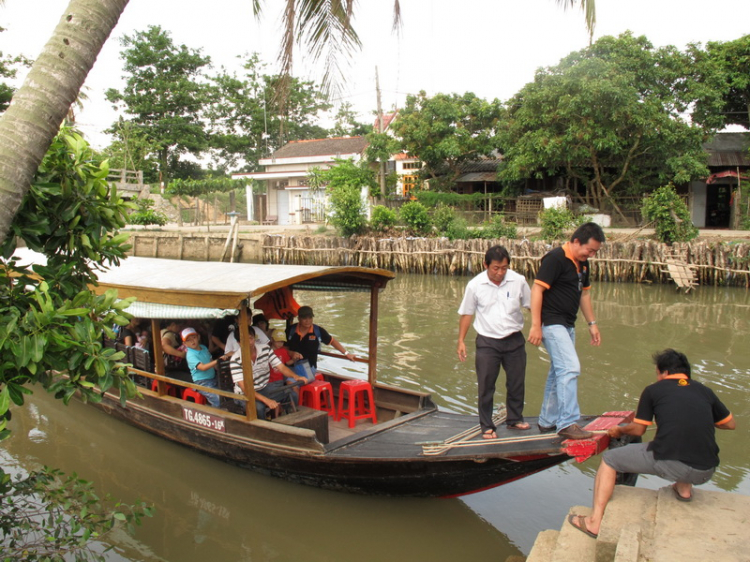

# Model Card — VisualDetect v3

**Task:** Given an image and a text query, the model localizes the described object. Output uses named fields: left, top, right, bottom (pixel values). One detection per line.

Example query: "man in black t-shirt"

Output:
left=287, top=306, right=355, bottom=371
left=567, top=349, right=735, bottom=540
left=528, top=222, right=606, bottom=440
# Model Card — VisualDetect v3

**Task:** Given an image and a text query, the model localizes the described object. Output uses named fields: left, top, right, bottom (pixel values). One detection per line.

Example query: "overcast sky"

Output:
left=2, top=0, right=749, bottom=149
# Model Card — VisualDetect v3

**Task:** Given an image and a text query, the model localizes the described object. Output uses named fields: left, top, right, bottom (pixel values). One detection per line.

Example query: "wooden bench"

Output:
left=262, top=215, right=278, bottom=225
left=273, top=406, right=329, bottom=444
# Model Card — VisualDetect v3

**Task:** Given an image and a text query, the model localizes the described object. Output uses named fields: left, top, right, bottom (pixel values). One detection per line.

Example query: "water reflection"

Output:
left=4, top=276, right=750, bottom=558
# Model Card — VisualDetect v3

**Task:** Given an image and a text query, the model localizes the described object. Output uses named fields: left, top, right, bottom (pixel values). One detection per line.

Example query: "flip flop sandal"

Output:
left=672, top=484, right=692, bottom=502
left=482, top=429, right=497, bottom=439
left=507, top=421, right=531, bottom=430
left=567, top=514, right=598, bottom=539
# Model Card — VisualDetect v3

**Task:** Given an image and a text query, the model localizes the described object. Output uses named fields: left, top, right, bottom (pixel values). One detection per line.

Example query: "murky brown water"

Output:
left=4, top=275, right=749, bottom=560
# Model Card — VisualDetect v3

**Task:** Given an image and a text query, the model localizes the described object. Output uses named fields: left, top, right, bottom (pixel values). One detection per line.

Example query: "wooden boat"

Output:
left=18, top=250, right=632, bottom=497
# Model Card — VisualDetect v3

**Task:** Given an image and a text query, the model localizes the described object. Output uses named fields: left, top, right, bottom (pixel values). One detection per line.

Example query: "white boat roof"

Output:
left=12, top=249, right=394, bottom=309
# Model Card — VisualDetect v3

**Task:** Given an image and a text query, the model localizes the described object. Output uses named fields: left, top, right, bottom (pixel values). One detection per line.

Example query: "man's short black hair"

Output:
left=484, top=245, right=511, bottom=267
left=252, top=313, right=267, bottom=326
left=571, top=222, right=606, bottom=245
left=653, top=348, right=691, bottom=378
left=298, top=306, right=314, bottom=319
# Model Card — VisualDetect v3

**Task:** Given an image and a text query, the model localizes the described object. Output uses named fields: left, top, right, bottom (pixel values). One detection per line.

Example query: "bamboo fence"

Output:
left=262, top=235, right=750, bottom=288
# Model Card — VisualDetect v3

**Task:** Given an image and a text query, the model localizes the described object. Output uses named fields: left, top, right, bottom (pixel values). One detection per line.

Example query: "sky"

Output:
left=1, top=0, right=749, bottom=150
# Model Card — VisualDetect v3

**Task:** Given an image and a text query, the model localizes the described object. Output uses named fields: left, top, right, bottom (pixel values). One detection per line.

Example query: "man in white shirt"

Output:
left=457, top=246, right=531, bottom=438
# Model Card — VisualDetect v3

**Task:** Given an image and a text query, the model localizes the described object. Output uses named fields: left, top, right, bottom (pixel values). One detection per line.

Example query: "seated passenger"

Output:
left=287, top=306, right=355, bottom=373
left=252, top=313, right=271, bottom=345
left=182, top=327, right=229, bottom=408
left=119, top=317, right=144, bottom=347
left=211, top=315, right=237, bottom=357
left=269, top=329, right=304, bottom=391
left=134, top=330, right=150, bottom=350
left=229, top=328, right=307, bottom=419
left=161, top=320, right=190, bottom=381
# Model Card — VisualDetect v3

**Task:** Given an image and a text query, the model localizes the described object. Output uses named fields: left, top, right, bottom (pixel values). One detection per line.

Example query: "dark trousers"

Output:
left=475, top=331, right=527, bottom=431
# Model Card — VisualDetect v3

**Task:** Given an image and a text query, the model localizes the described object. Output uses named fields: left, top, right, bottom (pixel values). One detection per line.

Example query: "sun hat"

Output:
left=271, top=329, right=287, bottom=342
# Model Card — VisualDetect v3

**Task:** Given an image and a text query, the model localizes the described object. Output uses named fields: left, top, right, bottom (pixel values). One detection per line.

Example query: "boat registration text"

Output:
left=182, top=406, right=226, bottom=432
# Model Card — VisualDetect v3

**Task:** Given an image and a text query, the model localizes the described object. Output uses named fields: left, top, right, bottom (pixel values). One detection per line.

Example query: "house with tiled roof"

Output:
left=233, top=136, right=369, bottom=225
left=689, top=132, right=750, bottom=228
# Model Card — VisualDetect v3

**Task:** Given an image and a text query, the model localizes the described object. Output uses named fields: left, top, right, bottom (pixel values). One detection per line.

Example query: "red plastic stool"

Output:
left=182, top=387, right=207, bottom=405
left=299, top=381, right=335, bottom=417
left=336, top=380, right=377, bottom=428
left=151, top=379, right=178, bottom=397
left=315, top=373, right=325, bottom=381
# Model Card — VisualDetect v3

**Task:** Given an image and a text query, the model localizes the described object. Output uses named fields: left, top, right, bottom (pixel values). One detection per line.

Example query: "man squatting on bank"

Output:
left=458, top=245, right=532, bottom=439
left=568, top=348, right=735, bottom=539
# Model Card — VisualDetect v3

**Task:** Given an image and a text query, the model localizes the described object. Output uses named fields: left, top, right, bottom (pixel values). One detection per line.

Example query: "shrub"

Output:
left=328, top=184, right=367, bottom=236
left=539, top=206, right=583, bottom=241
left=481, top=214, right=518, bottom=239
left=370, top=205, right=397, bottom=231
left=432, top=203, right=456, bottom=233
left=444, top=217, right=471, bottom=240
left=642, top=184, right=698, bottom=244
left=399, top=201, right=432, bottom=235
left=128, top=198, right=168, bottom=226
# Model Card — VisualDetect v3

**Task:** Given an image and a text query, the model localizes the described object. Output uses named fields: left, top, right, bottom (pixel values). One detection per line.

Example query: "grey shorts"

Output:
left=603, top=443, right=715, bottom=485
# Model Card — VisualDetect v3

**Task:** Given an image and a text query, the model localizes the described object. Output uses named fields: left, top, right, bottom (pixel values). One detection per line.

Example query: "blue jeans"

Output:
left=195, top=377, right=221, bottom=408
left=538, top=324, right=581, bottom=431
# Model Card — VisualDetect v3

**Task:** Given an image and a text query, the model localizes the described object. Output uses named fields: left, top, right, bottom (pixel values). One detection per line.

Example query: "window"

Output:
left=402, top=162, right=421, bottom=170
left=402, top=175, right=419, bottom=197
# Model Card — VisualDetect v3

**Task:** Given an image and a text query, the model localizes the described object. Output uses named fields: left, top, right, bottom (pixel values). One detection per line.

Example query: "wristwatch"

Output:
left=588, top=320, right=597, bottom=326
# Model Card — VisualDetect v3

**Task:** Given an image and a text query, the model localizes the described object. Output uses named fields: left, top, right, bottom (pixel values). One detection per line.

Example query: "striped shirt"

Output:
left=230, top=342, right=281, bottom=392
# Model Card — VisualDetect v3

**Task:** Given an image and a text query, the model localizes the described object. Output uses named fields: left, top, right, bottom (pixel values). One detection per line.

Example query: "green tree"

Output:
left=693, top=35, right=750, bottom=129
left=0, top=27, right=31, bottom=113
left=642, top=184, right=698, bottom=244
left=311, top=159, right=376, bottom=236
left=391, top=91, right=503, bottom=188
left=331, top=102, right=372, bottom=137
left=102, top=118, right=159, bottom=183
left=499, top=33, right=712, bottom=223
left=208, top=53, right=331, bottom=172
left=105, top=25, right=213, bottom=185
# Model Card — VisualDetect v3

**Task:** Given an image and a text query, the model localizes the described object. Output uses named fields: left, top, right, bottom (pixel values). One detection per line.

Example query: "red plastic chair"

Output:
left=151, top=379, right=178, bottom=397
left=299, top=380, right=335, bottom=417
left=336, top=380, right=377, bottom=428
left=182, top=387, right=207, bottom=405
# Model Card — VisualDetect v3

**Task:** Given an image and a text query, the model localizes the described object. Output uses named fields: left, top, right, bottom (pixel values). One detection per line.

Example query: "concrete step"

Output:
left=649, top=486, right=750, bottom=562
left=612, top=526, right=641, bottom=562
left=551, top=506, right=597, bottom=562
left=596, top=486, right=657, bottom=562
left=526, top=529, right=559, bottom=562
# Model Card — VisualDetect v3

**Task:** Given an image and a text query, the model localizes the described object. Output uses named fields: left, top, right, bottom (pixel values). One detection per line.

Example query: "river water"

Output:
left=3, top=275, right=749, bottom=560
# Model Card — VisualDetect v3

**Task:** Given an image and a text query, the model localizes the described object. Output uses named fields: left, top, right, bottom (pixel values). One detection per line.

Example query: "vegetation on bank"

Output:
left=0, top=130, right=152, bottom=559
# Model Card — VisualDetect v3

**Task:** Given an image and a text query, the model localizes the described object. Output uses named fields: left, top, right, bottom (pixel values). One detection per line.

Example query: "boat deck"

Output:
left=325, top=411, right=578, bottom=460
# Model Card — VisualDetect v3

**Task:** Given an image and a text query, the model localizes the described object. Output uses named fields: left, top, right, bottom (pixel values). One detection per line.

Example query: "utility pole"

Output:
left=376, top=66, right=387, bottom=199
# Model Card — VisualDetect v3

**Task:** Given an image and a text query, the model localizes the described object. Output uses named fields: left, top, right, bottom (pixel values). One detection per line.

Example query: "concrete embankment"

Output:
left=519, top=485, right=750, bottom=562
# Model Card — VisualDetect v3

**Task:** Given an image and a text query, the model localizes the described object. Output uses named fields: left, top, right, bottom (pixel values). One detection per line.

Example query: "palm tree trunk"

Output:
left=0, top=0, right=130, bottom=244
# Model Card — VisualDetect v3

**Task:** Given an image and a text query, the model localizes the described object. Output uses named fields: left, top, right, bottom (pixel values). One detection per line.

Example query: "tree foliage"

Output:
left=391, top=91, right=502, bottom=188
left=312, top=159, right=376, bottom=236
left=499, top=33, right=713, bottom=222
left=642, top=184, right=699, bottom=244
left=399, top=201, right=432, bottom=235
left=694, top=35, right=750, bottom=129
left=0, top=128, right=152, bottom=558
left=0, top=467, right=153, bottom=561
left=208, top=53, right=331, bottom=172
left=105, top=25, right=213, bottom=185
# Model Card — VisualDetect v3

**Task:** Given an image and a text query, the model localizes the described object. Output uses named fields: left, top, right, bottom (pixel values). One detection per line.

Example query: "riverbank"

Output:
left=123, top=224, right=750, bottom=287
left=520, top=485, right=750, bottom=562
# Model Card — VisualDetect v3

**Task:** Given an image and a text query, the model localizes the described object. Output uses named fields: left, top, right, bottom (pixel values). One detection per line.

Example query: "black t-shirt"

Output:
left=535, top=244, right=590, bottom=328
left=635, top=377, right=731, bottom=470
left=287, top=324, right=332, bottom=369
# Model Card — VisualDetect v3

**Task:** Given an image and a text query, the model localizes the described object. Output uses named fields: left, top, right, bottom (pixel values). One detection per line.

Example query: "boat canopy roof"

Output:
left=91, top=256, right=394, bottom=311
